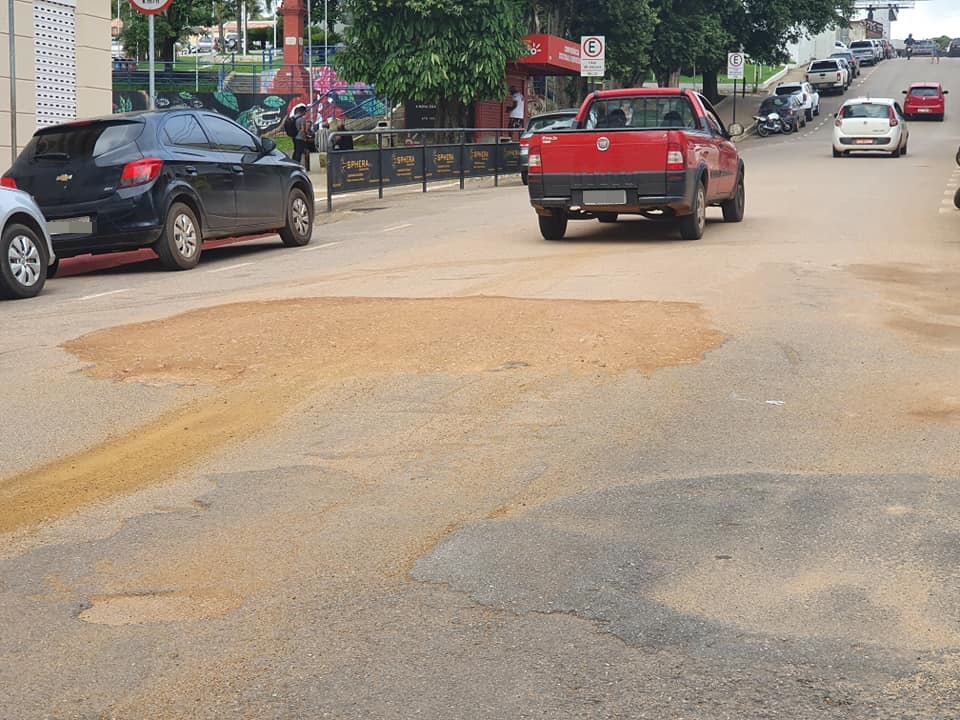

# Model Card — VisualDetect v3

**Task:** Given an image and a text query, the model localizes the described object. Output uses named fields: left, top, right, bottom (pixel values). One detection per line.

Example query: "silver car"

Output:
left=0, top=185, right=56, bottom=299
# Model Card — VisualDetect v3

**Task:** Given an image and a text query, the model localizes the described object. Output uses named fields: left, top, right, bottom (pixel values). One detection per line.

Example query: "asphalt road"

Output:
left=1, top=58, right=959, bottom=719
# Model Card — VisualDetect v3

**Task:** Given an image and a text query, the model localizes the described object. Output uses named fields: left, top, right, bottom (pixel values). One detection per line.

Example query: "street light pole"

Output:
left=324, top=0, right=328, bottom=66
left=307, top=0, right=313, bottom=79
left=8, top=0, right=17, bottom=164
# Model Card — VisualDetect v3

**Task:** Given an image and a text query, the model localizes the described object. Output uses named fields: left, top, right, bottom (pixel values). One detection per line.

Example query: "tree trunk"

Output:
left=701, top=70, right=720, bottom=103
left=161, top=37, right=177, bottom=63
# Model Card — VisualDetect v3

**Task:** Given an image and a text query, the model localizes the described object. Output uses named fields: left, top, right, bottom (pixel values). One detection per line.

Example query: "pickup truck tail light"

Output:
left=0, top=175, right=16, bottom=189
left=836, top=72, right=842, bottom=82
left=888, top=107, right=899, bottom=127
left=666, top=142, right=684, bottom=171
left=527, top=151, right=542, bottom=172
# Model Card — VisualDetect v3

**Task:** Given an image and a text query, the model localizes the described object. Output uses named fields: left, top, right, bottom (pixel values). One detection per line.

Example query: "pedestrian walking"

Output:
left=291, top=105, right=311, bottom=169
left=507, top=85, right=525, bottom=129
left=933, top=44, right=941, bottom=64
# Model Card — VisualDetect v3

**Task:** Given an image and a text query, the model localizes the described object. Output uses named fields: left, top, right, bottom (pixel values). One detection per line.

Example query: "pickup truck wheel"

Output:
left=721, top=174, right=745, bottom=223
left=155, top=202, right=202, bottom=271
left=538, top=211, right=568, bottom=240
left=805, top=109, right=813, bottom=121
left=954, top=187, right=960, bottom=209
left=678, top=183, right=706, bottom=240
left=597, top=213, right=618, bottom=223
left=521, top=170, right=528, bottom=186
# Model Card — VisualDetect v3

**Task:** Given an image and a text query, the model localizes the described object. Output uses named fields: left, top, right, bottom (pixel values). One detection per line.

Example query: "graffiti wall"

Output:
left=311, top=67, right=387, bottom=122
left=112, top=90, right=301, bottom=136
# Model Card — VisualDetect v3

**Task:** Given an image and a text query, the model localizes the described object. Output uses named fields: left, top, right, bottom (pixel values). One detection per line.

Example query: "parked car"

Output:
left=0, top=186, right=57, bottom=299
left=902, top=82, right=948, bottom=121
left=775, top=81, right=820, bottom=121
left=829, top=51, right=860, bottom=77
left=519, top=109, right=578, bottom=185
left=806, top=58, right=848, bottom=94
left=833, top=97, right=909, bottom=158
left=1, top=110, right=314, bottom=271
left=849, top=40, right=878, bottom=67
left=949, top=38, right=960, bottom=58
left=192, top=36, right=215, bottom=54
left=758, top=94, right=806, bottom=131
left=912, top=40, right=937, bottom=57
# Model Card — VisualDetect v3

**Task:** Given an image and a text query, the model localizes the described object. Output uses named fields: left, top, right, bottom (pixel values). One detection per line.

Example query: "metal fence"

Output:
left=325, top=128, right=522, bottom=211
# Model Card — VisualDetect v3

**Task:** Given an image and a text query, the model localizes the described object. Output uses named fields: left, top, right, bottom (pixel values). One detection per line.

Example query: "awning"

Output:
left=517, top=34, right=581, bottom=75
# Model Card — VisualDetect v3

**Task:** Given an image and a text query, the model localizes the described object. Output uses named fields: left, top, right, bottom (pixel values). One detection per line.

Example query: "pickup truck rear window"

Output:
left=584, top=96, right=698, bottom=130
left=809, top=61, right=840, bottom=71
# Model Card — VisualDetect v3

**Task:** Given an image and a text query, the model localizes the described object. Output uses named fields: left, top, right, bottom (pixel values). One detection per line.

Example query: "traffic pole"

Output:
left=148, top=13, right=155, bottom=110
left=732, top=79, right=737, bottom=124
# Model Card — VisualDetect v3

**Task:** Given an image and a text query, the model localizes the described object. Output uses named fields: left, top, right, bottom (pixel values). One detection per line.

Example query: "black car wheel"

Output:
left=155, top=202, right=202, bottom=270
left=678, top=182, right=706, bottom=240
left=721, top=173, right=745, bottom=223
left=279, top=188, right=313, bottom=247
left=538, top=210, right=567, bottom=240
left=1, top=222, right=47, bottom=300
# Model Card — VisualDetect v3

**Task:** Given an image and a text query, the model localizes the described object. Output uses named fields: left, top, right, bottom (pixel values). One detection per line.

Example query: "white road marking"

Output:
left=383, top=223, right=412, bottom=232
left=78, top=289, right=129, bottom=301
left=206, top=262, right=253, bottom=274
left=302, top=241, right=343, bottom=251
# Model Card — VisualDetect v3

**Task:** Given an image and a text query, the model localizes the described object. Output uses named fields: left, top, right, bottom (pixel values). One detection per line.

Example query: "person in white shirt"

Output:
left=508, top=85, right=525, bottom=128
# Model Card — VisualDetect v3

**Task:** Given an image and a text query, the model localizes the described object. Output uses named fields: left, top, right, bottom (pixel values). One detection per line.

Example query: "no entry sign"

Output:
left=128, top=0, right=173, bottom=14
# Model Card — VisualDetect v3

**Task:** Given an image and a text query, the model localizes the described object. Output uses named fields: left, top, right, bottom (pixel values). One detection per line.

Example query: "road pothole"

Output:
left=79, top=588, right=243, bottom=625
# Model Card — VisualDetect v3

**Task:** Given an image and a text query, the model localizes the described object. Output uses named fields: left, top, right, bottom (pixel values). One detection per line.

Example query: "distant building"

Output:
left=2, top=0, right=111, bottom=169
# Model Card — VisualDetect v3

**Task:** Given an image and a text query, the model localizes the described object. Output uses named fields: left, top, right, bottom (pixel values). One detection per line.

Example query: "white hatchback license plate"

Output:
left=583, top=189, right=626, bottom=205
left=854, top=139, right=874, bottom=145
left=47, top=216, right=92, bottom=234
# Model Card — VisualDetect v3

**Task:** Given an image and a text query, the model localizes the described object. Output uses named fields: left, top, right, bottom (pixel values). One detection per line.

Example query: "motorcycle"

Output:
left=755, top=112, right=783, bottom=137
left=754, top=112, right=795, bottom=137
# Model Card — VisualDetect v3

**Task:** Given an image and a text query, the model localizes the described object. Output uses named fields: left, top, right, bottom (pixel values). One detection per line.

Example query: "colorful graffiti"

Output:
left=112, top=90, right=300, bottom=136
left=310, top=67, right=386, bottom=123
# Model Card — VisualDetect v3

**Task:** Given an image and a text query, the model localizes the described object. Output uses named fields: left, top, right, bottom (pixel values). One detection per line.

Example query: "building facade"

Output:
left=1, top=0, right=111, bottom=170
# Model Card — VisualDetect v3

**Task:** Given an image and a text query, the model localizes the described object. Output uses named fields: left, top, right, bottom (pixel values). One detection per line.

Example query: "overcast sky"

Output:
left=891, top=0, right=960, bottom=40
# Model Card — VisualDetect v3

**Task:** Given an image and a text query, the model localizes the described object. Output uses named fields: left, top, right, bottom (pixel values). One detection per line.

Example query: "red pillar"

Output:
left=273, top=0, right=310, bottom=98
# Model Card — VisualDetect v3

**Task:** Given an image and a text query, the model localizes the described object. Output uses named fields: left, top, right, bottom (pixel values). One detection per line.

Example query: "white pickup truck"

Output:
left=805, top=59, right=849, bottom=95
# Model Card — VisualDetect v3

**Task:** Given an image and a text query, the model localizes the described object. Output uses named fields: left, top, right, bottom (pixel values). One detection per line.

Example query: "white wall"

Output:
left=787, top=26, right=844, bottom=67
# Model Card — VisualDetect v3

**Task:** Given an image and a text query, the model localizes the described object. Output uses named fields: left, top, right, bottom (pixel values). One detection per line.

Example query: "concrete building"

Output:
left=2, top=0, right=112, bottom=170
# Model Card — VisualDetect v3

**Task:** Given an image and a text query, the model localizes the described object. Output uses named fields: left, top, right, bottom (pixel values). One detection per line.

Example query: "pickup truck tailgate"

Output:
left=538, top=130, right=668, bottom=198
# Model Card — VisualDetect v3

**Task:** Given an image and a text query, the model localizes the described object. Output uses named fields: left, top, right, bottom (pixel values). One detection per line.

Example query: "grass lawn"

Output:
left=678, top=63, right=787, bottom=86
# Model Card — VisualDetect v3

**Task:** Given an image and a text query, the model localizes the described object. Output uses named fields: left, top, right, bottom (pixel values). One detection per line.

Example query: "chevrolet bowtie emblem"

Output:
left=56, top=173, right=73, bottom=183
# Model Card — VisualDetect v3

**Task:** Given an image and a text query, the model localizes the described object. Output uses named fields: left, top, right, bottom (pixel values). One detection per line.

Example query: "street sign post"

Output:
left=580, top=35, right=606, bottom=78
left=727, top=52, right=745, bottom=123
left=128, top=0, right=173, bottom=110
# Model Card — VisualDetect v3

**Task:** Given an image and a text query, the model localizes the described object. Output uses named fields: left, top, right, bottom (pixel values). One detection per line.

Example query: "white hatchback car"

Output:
left=833, top=97, right=909, bottom=158
left=775, top=81, right=821, bottom=121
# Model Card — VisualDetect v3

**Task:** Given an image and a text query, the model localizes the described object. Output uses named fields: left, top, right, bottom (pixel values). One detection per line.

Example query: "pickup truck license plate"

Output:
left=582, top=190, right=626, bottom=205
left=47, top=216, right=92, bottom=234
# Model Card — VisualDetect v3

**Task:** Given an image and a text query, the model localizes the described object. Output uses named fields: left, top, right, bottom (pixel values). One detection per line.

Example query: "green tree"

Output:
left=335, top=0, right=529, bottom=127
left=119, top=0, right=213, bottom=61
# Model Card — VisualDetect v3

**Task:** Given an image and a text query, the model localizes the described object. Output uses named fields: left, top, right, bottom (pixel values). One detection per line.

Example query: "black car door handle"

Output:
left=184, top=166, right=198, bottom=176
left=231, top=165, right=244, bottom=175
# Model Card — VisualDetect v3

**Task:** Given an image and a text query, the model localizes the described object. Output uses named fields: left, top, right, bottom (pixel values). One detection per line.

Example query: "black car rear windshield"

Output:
left=775, top=85, right=802, bottom=95
left=810, top=61, right=840, bottom=71
left=32, top=120, right=143, bottom=160
left=584, top=96, right=698, bottom=129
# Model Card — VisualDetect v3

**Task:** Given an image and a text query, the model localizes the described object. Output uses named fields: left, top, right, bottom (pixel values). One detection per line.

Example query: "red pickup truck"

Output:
left=527, top=88, right=745, bottom=240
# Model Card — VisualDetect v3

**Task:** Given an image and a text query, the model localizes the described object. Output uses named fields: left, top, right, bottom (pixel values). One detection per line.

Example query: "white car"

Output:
left=775, top=81, right=821, bottom=121
left=833, top=97, right=909, bottom=158
left=0, top=185, right=56, bottom=299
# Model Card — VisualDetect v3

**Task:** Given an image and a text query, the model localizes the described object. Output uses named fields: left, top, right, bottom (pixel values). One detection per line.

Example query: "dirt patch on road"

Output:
left=0, top=296, right=725, bottom=534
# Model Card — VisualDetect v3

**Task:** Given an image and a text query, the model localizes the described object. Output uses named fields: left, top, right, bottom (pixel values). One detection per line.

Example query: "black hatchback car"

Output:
left=0, top=110, right=314, bottom=271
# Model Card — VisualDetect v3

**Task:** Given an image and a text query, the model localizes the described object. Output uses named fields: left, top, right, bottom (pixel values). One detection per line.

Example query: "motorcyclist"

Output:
left=905, top=33, right=915, bottom=59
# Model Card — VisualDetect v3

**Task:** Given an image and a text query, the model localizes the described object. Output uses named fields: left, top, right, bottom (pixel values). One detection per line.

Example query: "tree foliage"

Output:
left=335, top=0, right=529, bottom=127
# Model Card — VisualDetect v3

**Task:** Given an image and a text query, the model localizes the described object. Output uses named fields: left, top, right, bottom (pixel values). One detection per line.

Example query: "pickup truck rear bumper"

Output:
left=529, top=169, right=697, bottom=213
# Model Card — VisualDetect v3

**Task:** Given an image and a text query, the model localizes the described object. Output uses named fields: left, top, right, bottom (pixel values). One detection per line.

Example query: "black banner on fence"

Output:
left=498, top=143, right=522, bottom=173
left=426, top=145, right=461, bottom=181
left=463, top=145, right=497, bottom=177
left=330, top=150, right=381, bottom=192
left=383, top=148, right=424, bottom=186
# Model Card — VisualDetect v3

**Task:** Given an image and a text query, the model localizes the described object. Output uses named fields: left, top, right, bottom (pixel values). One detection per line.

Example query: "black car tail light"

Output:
left=119, top=158, right=163, bottom=188
left=0, top=175, right=16, bottom=189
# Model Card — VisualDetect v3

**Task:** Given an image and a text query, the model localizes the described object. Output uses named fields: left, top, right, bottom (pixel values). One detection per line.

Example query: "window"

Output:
left=909, top=87, right=940, bottom=97
left=33, top=121, right=142, bottom=159
left=199, top=115, right=259, bottom=152
left=840, top=103, right=890, bottom=119
left=163, top=115, right=211, bottom=148
left=584, top=96, right=698, bottom=130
